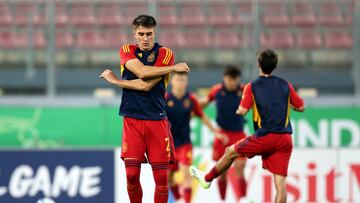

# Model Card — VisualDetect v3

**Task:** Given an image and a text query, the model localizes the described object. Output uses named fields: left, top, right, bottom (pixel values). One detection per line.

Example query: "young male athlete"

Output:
left=190, top=49, right=305, bottom=203
left=201, top=65, right=248, bottom=201
left=100, top=15, right=189, bottom=203
left=166, top=72, right=224, bottom=203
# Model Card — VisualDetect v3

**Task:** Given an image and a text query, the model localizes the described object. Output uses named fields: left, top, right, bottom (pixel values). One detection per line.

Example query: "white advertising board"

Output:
left=116, top=148, right=360, bottom=203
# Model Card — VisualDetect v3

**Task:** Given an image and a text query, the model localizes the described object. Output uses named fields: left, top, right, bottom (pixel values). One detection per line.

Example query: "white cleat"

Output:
left=189, top=165, right=211, bottom=189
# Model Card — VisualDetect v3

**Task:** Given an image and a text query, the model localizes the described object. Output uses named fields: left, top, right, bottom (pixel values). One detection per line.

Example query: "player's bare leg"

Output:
left=168, top=169, right=181, bottom=200
left=273, top=174, right=287, bottom=203
left=234, top=158, right=247, bottom=199
left=180, top=164, right=192, bottom=203
left=210, top=146, right=239, bottom=179
left=190, top=145, right=239, bottom=188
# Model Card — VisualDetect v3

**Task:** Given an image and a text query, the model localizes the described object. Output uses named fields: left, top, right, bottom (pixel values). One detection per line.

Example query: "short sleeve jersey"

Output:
left=165, top=92, right=204, bottom=147
left=240, top=75, right=304, bottom=137
left=208, top=83, right=246, bottom=132
left=119, top=43, right=174, bottom=120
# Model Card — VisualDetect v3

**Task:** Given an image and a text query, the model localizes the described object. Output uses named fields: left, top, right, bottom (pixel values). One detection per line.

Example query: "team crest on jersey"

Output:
left=167, top=100, right=174, bottom=107
left=183, top=99, right=191, bottom=109
left=147, top=51, right=155, bottom=62
left=220, top=91, right=226, bottom=96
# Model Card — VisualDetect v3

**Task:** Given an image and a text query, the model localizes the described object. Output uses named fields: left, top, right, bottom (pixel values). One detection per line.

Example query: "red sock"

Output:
left=205, top=167, right=220, bottom=182
left=170, top=184, right=181, bottom=200
left=217, top=178, right=227, bottom=200
left=183, top=187, right=192, bottom=203
left=152, top=163, right=169, bottom=203
left=238, top=177, right=247, bottom=198
left=125, top=160, right=142, bottom=203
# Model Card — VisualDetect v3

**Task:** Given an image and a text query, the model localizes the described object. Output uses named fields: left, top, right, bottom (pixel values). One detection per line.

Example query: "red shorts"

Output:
left=234, top=133, right=293, bottom=177
left=121, top=117, right=175, bottom=164
left=212, top=130, right=247, bottom=161
left=169, top=143, right=192, bottom=171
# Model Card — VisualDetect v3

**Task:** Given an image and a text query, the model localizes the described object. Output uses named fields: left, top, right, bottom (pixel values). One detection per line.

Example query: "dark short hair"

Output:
left=224, top=65, right=241, bottom=78
left=132, top=14, right=157, bottom=30
left=257, top=49, right=278, bottom=74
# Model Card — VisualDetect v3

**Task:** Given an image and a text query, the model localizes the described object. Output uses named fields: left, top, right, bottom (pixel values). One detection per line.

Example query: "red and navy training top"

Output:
left=208, top=83, right=246, bottom=132
left=119, top=43, right=174, bottom=120
left=240, top=75, right=304, bottom=137
left=165, top=92, right=204, bottom=147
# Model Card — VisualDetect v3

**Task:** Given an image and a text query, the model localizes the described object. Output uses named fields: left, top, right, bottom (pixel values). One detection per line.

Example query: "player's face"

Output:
left=171, top=74, right=188, bottom=92
left=223, top=76, right=240, bottom=91
left=134, top=26, right=156, bottom=51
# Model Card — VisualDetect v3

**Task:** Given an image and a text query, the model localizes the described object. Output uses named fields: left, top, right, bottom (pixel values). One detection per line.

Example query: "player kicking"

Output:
left=190, top=49, right=305, bottom=203
left=100, top=15, right=189, bottom=203
left=166, top=72, right=224, bottom=203
left=200, top=65, right=248, bottom=201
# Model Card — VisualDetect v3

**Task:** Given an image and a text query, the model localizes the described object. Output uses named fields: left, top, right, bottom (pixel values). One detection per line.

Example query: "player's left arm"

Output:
left=125, top=47, right=188, bottom=80
left=100, top=69, right=161, bottom=91
left=236, top=83, right=253, bottom=115
left=101, top=47, right=178, bottom=91
left=151, top=47, right=175, bottom=86
left=288, top=82, right=305, bottom=112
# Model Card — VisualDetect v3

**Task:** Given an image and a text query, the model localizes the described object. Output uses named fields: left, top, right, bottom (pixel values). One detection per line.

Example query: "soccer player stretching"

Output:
left=190, top=49, right=304, bottom=203
left=166, top=72, right=224, bottom=203
left=100, top=15, right=189, bottom=203
left=201, top=65, right=248, bottom=201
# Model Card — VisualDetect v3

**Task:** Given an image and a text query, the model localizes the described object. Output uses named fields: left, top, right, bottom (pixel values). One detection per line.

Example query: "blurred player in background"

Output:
left=190, top=49, right=305, bottom=203
left=166, top=72, right=224, bottom=203
left=200, top=65, right=247, bottom=201
left=100, top=14, right=189, bottom=203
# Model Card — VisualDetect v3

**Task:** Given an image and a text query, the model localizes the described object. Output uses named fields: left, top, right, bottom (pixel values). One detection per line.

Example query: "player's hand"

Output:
left=236, top=106, right=248, bottom=115
left=173, top=63, right=190, bottom=74
left=236, top=107, right=242, bottom=115
left=100, top=69, right=118, bottom=84
left=215, top=132, right=229, bottom=145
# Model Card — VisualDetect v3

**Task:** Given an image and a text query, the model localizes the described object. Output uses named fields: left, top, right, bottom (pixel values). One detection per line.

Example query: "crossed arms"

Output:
left=100, top=57, right=189, bottom=92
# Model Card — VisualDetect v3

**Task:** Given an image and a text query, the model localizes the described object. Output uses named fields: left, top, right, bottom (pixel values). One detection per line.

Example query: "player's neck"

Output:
left=138, top=44, right=155, bottom=52
left=224, top=86, right=237, bottom=92
left=259, top=69, right=272, bottom=77
left=172, top=89, right=186, bottom=99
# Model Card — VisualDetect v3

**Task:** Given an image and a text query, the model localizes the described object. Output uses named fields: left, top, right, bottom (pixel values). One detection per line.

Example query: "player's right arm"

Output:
left=100, top=69, right=161, bottom=91
left=236, top=83, right=253, bottom=115
left=288, top=82, right=305, bottom=112
left=120, top=45, right=190, bottom=80
left=112, top=78, right=161, bottom=92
